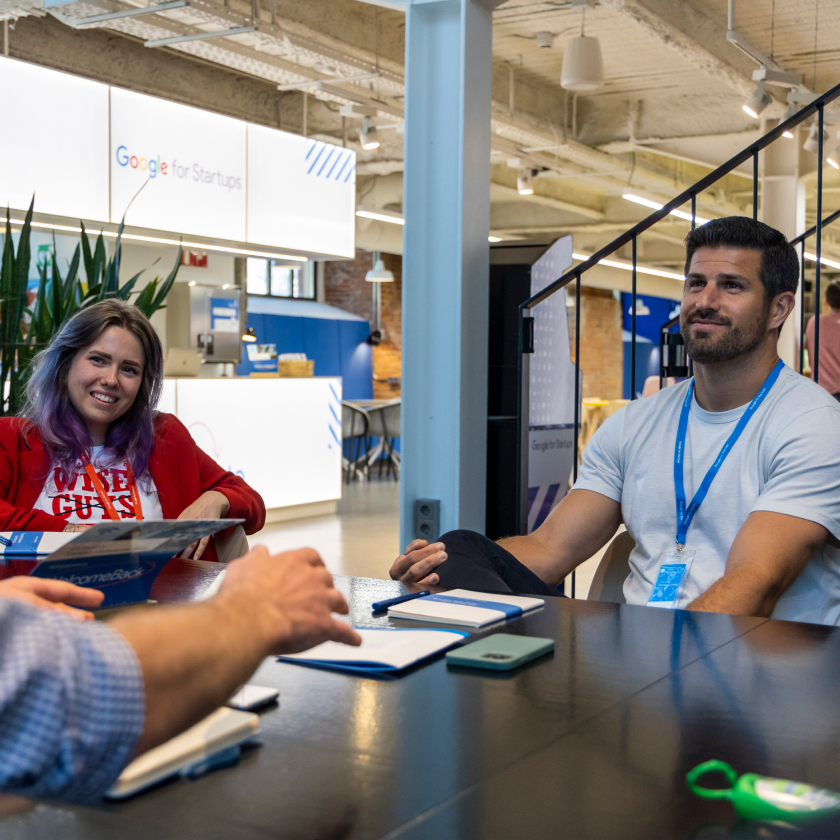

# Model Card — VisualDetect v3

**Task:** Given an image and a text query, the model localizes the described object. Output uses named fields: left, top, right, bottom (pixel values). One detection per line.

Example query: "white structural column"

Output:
left=400, top=0, right=498, bottom=548
left=761, top=123, right=806, bottom=370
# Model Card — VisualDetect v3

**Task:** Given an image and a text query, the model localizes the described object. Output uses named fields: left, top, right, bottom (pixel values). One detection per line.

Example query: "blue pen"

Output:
left=371, top=590, right=432, bottom=613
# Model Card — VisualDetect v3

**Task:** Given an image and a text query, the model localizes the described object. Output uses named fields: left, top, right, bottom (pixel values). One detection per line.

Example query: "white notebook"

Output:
left=388, top=590, right=545, bottom=628
left=279, top=628, right=466, bottom=675
left=106, top=707, right=260, bottom=799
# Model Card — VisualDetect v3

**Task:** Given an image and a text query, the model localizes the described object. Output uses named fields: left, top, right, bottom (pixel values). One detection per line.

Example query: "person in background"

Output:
left=0, top=545, right=361, bottom=803
left=805, top=280, right=840, bottom=401
left=0, top=299, right=264, bottom=561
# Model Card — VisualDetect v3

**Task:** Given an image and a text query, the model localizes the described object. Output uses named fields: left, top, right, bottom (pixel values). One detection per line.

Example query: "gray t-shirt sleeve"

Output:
left=572, top=408, right=625, bottom=502
left=752, top=405, right=840, bottom=540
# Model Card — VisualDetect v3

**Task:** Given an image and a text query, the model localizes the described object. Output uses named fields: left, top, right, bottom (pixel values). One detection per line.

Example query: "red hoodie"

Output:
left=0, top=413, right=265, bottom=562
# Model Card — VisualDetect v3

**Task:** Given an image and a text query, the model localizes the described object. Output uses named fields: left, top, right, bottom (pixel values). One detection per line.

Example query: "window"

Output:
left=246, top=258, right=315, bottom=300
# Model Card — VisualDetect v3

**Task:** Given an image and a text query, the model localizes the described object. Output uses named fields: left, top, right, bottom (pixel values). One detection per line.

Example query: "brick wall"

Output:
left=568, top=287, right=623, bottom=400
left=324, top=251, right=403, bottom=399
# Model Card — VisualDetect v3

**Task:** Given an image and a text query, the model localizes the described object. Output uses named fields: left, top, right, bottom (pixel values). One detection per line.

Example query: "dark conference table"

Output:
left=5, top=557, right=840, bottom=839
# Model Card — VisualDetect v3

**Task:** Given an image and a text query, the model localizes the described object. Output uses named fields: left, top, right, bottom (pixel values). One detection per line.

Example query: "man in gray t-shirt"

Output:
left=391, top=217, right=840, bottom=626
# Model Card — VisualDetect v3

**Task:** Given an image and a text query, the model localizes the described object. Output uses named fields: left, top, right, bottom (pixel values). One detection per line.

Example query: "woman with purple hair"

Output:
left=0, top=299, right=265, bottom=562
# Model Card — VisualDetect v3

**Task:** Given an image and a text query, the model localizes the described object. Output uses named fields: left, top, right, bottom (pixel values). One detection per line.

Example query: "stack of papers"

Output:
left=279, top=628, right=467, bottom=675
left=388, top=590, right=545, bottom=628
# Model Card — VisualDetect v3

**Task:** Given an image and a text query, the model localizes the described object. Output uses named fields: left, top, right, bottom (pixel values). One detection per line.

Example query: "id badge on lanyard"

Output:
left=648, top=359, right=784, bottom=610
left=648, top=547, right=695, bottom=609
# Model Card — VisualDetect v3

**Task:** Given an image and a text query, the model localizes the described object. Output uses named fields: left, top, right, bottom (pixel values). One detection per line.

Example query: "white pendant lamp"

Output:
left=561, top=35, right=604, bottom=91
left=365, top=255, right=394, bottom=282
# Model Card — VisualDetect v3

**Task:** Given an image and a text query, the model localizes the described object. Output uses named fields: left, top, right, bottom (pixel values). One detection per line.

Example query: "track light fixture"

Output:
left=517, top=168, right=535, bottom=196
left=742, top=80, right=771, bottom=119
left=803, top=119, right=828, bottom=155
left=780, top=104, right=796, bottom=138
left=359, top=116, right=380, bottom=151
left=535, top=31, right=554, bottom=50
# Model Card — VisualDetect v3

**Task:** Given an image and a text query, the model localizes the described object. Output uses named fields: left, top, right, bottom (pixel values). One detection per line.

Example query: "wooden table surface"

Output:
left=5, top=558, right=840, bottom=839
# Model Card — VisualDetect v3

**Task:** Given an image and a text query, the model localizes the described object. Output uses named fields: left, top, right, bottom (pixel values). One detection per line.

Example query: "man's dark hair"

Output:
left=826, top=281, right=840, bottom=310
left=684, top=216, right=799, bottom=299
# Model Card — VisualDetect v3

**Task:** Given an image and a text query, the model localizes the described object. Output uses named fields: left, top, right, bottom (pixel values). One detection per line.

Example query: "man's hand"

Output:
left=221, top=545, right=361, bottom=653
left=112, top=545, right=361, bottom=755
left=0, top=577, right=104, bottom=620
left=688, top=511, right=828, bottom=618
left=176, top=490, right=231, bottom=560
left=389, top=540, right=447, bottom=585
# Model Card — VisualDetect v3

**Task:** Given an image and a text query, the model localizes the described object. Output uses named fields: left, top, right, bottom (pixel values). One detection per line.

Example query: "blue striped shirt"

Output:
left=0, top=599, right=144, bottom=802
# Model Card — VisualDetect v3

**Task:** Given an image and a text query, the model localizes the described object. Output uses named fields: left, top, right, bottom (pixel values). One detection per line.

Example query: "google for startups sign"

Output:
left=0, top=57, right=356, bottom=258
left=110, top=88, right=247, bottom=242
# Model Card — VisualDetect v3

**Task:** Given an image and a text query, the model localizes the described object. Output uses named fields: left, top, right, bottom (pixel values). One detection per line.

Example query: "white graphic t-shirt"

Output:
left=33, top=446, right=163, bottom=525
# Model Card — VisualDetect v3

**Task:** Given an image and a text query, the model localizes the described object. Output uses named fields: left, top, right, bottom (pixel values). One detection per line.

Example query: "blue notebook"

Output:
left=278, top=628, right=468, bottom=676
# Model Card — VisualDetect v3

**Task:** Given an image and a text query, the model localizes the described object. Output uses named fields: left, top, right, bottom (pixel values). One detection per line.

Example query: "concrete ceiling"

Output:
left=3, top=0, right=840, bottom=277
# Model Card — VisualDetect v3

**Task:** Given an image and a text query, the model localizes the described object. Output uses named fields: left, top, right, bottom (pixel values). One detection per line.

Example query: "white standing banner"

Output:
left=247, top=126, right=356, bottom=258
left=527, top=236, right=577, bottom=533
left=110, top=88, right=247, bottom=241
left=0, top=58, right=109, bottom=222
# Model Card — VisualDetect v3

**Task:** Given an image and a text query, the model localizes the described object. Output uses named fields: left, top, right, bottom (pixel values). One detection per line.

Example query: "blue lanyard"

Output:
left=674, top=359, right=784, bottom=547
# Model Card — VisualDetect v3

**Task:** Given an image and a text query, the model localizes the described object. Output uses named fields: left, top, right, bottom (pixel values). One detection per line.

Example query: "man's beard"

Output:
left=680, top=305, right=769, bottom=364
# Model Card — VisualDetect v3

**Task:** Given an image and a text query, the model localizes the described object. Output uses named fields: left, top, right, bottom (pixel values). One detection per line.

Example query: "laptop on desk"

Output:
left=164, top=347, right=202, bottom=377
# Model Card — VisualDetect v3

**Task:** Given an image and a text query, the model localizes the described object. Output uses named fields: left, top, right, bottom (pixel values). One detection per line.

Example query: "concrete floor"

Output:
left=251, top=479, right=609, bottom=600
left=251, top=478, right=402, bottom=580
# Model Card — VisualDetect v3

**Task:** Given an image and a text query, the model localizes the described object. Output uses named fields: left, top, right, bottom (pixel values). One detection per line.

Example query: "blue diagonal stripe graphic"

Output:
left=329, top=403, right=340, bottom=424
left=329, top=424, right=340, bottom=445
left=317, top=148, right=336, bottom=176
left=334, top=154, right=351, bottom=181
left=326, top=150, right=346, bottom=179
left=305, top=141, right=318, bottom=160
left=328, top=383, right=340, bottom=402
left=307, top=145, right=326, bottom=174
left=533, top=484, right=561, bottom=530
left=343, top=163, right=356, bottom=183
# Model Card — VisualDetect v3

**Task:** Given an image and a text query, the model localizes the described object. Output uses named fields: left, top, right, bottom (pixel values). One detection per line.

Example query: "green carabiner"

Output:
left=687, top=760, right=840, bottom=823
left=687, top=760, right=739, bottom=800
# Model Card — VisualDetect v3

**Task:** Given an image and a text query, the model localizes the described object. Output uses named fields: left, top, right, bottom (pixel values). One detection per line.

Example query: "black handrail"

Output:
left=521, top=80, right=840, bottom=311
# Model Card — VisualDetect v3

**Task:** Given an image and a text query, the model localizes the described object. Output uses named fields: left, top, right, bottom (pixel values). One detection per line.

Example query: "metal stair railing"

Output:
left=516, top=80, right=840, bottom=538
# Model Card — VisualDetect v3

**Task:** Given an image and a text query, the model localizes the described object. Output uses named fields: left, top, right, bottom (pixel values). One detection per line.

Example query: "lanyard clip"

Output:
left=675, top=542, right=686, bottom=555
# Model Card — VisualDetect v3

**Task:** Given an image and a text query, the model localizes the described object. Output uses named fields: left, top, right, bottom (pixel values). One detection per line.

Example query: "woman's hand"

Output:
left=176, top=490, right=231, bottom=560
left=62, top=523, right=94, bottom=533
left=0, top=576, right=104, bottom=620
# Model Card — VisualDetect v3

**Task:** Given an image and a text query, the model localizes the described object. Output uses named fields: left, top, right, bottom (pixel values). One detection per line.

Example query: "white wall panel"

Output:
left=247, top=125, right=355, bottom=258
left=0, top=57, right=109, bottom=222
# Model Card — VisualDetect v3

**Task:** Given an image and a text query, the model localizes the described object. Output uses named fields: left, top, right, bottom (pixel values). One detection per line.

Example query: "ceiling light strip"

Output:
left=355, top=209, right=404, bottom=225
left=572, top=252, right=684, bottom=281
left=6, top=219, right=308, bottom=261
left=804, top=252, right=840, bottom=271
left=623, top=194, right=711, bottom=226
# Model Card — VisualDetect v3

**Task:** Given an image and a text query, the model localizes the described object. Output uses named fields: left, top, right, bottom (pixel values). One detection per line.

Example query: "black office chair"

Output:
left=587, top=531, right=635, bottom=604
